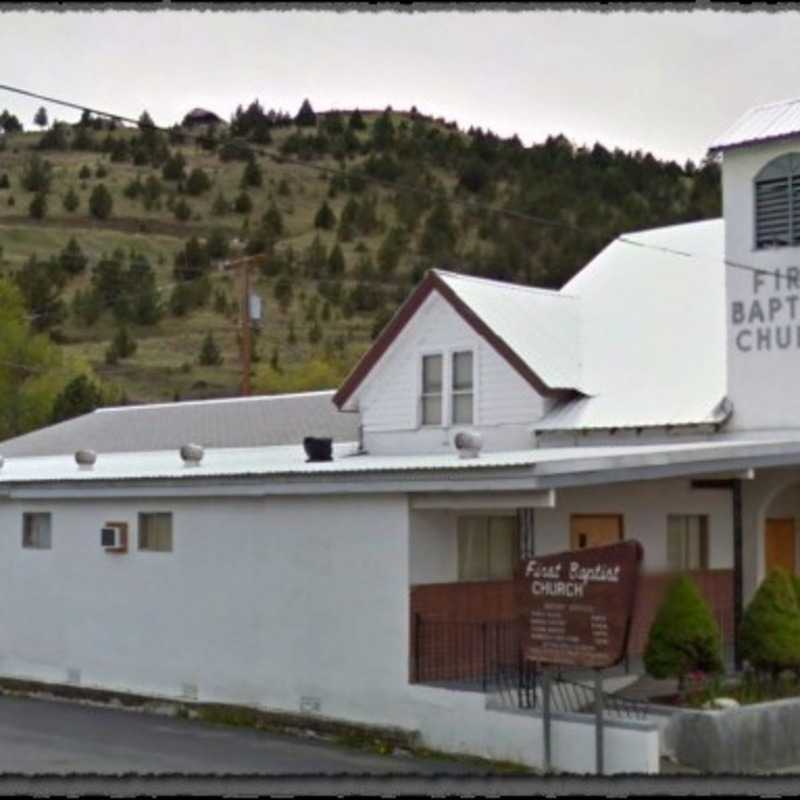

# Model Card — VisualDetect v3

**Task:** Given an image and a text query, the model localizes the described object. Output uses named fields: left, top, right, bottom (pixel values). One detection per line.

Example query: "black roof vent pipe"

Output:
left=304, top=437, right=333, bottom=463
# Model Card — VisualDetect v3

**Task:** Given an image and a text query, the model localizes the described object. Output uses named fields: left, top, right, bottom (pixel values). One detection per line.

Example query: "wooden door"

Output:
left=765, top=518, right=796, bottom=574
left=570, top=514, right=624, bottom=551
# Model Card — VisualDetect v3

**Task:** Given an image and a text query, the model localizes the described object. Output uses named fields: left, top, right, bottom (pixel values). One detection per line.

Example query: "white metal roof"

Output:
left=434, top=270, right=585, bottom=392
left=3, top=431, right=800, bottom=489
left=709, top=97, right=800, bottom=154
left=539, top=219, right=726, bottom=431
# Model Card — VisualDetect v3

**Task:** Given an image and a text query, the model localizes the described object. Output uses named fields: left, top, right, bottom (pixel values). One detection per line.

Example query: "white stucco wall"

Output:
left=723, top=138, right=800, bottom=430
left=356, top=291, right=551, bottom=455
left=0, top=493, right=416, bottom=727
left=533, top=478, right=733, bottom=574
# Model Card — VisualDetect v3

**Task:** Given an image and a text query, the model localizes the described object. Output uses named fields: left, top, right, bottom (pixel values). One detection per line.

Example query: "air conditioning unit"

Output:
left=101, top=522, right=128, bottom=553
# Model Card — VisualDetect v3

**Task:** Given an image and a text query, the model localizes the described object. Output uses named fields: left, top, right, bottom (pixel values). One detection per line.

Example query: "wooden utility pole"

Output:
left=222, top=251, right=262, bottom=397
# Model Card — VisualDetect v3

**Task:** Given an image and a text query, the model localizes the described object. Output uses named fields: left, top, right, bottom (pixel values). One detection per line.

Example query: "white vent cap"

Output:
left=180, top=443, right=204, bottom=465
left=75, top=449, right=97, bottom=468
left=454, top=430, right=483, bottom=459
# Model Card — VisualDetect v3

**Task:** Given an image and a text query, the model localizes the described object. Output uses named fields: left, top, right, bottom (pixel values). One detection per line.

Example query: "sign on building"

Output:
left=516, top=539, right=643, bottom=669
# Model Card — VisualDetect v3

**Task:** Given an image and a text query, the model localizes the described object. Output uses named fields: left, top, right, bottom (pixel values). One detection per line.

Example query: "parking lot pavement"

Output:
left=0, top=694, right=487, bottom=775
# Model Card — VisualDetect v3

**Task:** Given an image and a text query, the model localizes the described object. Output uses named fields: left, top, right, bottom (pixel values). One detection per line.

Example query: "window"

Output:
left=138, top=512, right=173, bottom=552
left=666, top=514, right=709, bottom=571
left=754, top=153, right=800, bottom=249
left=421, top=354, right=443, bottom=426
left=457, top=516, right=516, bottom=580
left=451, top=351, right=474, bottom=425
left=22, top=512, right=52, bottom=549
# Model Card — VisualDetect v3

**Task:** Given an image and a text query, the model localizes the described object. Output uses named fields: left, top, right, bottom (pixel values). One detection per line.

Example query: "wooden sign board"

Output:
left=516, top=539, right=643, bottom=669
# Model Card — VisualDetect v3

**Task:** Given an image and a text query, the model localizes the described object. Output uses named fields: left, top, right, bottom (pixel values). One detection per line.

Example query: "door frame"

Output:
left=569, top=513, right=625, bottom=551
left=765, top=517, right=797, bottom=575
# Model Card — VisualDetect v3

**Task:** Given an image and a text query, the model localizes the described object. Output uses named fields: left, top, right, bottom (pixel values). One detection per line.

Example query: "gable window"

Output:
left=421, top=354, right=443, bottom=426
left=458, top=516, right=516, bottom=581
left=666, top=514, right=709, bottom=571
left=139, top=512, right=173, bottom=552
left=451, top=351, right=474, bottom=425
left=22, top=512, right=52, bottom=550
left=755, top=153, right=800, bottom=249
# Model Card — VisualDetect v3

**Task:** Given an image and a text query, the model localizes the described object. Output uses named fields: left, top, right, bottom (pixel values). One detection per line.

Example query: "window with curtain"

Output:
left=451, top=351, right=474, bottom=425
left=139, top=512, right=173, bottom=552
left=457, top=515, right=516, bottom=580
left=666, top=514, right=709, bottom=571
left=420, top=354, right=443, bottom=426
left=22, top=512, right=52, bottom=549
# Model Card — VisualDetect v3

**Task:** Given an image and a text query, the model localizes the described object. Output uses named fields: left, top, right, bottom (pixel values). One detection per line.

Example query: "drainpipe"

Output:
left=690, top=477, right=744, bottom=672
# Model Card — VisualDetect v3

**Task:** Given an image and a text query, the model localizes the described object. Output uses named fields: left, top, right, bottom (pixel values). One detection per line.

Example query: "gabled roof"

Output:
left=332, top=269, right=586, bottom=410
left=0, top=391, right=357, bottom=458
left=708, top=97, right=800, bottom=154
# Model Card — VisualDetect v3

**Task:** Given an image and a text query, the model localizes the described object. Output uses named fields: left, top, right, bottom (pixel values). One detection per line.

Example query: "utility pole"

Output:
left=222, top=247, right=262, bottom=397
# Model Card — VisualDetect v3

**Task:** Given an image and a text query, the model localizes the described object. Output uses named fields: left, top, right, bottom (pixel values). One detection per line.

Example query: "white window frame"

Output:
left=417, top=347, right=479, bottom=429
left=450, top=350, right=475, bottom=426
left=22, top=512, right=52, bottom=550
left=138, top=512, right=174, bottom=553
left=666, top=514, right=709, bottom=572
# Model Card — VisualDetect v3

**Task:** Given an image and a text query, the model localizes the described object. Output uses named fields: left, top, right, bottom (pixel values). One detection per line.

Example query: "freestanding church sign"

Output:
left=516, top=539, right=643, bottom=669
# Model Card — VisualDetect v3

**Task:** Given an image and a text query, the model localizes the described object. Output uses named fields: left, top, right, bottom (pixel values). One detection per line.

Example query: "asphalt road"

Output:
left=0, top=694, right=484, bottom=775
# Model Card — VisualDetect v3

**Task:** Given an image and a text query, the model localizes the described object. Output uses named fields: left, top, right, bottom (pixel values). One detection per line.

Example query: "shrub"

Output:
left=198, top=331, right=223, bottom=366
left=89, top=183, right=113, bottom=219
left=28, top=191, right=47, bottom=220
left=78, top=164, right=92, bottom=180
left=62, top=186, right=80, bottom=212
left=173, top=198, right=192, bottom=221
left=185, top=167, right=212, bottom=196
left=234, top=191, right=253, bottom=215
left=740, top=569, right=800, bottom=680
left=643, top=575, right=724, bottom=689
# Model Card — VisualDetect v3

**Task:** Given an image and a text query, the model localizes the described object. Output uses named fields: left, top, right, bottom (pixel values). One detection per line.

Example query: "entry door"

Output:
left=570, top=514, right=624, bottom=551
left=765, top=518, right=796, bottom=574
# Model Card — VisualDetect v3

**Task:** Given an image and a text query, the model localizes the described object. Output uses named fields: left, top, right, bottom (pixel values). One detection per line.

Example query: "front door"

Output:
left=765, top=518, right=796, bottom=574
left=570, top=514, right=624, bottom=551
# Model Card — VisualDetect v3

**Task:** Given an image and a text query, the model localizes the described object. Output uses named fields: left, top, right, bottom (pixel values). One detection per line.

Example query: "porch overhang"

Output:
left=410, top=489, right=556, bottom=511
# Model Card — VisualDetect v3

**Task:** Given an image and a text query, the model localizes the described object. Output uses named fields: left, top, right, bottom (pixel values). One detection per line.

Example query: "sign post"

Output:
left=516, top=540, right=643, bottom=775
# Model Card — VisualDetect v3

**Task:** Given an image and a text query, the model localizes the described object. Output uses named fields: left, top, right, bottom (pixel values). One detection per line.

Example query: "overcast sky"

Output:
left=2, top=7, right=800, bottom=164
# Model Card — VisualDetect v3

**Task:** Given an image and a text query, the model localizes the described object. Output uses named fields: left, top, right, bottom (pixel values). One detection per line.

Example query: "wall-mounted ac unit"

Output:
left=101, top=522, right=128, bottom=553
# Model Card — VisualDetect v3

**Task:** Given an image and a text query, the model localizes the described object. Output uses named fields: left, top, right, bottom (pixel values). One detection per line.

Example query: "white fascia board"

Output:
left=410, top=489, right=556, bottom=510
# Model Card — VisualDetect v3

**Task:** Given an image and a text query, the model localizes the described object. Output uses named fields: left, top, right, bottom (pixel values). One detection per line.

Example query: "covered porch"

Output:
left=406, top=457, right=800, bottom=693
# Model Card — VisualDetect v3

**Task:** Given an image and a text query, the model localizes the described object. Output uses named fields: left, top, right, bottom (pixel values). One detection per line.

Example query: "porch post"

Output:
left=733, top=479, right=743, bottom=672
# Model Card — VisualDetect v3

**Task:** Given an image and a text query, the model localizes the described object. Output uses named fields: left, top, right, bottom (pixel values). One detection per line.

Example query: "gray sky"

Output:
left=2, top=7, right=800, bottom=164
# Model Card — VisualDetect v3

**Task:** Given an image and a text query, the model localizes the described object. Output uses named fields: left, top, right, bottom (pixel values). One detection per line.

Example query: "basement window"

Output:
left=22, top=512, right=52, bottom=550
left=666, top=514, right=709, bottom=571
left=138, top=512, right=173, bottom=552
left=754, top=153, right=800, bottom=249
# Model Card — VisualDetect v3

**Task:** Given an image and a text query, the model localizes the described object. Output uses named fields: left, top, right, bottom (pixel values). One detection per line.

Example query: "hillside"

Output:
left=0, top=101, right=721, bottom=424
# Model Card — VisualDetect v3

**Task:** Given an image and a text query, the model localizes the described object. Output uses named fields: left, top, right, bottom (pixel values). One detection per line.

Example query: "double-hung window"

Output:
left=420, top=350, right=475, bottom=427
left=451, top=351, right=474, bottom=425
left=421, top=354, right=443, bottom=426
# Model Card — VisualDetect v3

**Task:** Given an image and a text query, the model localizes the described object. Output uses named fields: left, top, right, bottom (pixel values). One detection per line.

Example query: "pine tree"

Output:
left=348, top=109, right=366, bottom=131
left=62, top=186, right=80, bottom=213
left=50, top=375, right=104, bottom=424
left=234, top=191, right=253, bottom=215
left=314, top=200, right=336, bottom=230
left=338, top=197, right=359, bottom=242
left=34, top=106, right=48, bottom=130
left=89, top=183, right=113, bottom=220
left=241, top=159, right=263, bottom=188
left=28, top=191, right=47, bottom=220
left=295, top=98, right=317, bottom=127
left=185, top=167, right=212, bottom=196
left=212, top=192, right=230, bottom=216
left=173, top=198, right=192, bottom=221
left=643, top=575, right=724, bottom=690
left=327, top=243, right=346, bottom=276
left=59, top=237, right=88, bottom=275
left=198, top=332, right=223, bottom=366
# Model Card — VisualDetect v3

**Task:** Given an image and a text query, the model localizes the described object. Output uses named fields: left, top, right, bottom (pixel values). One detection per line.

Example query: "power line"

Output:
left=1, top=82, right=794, bottom=289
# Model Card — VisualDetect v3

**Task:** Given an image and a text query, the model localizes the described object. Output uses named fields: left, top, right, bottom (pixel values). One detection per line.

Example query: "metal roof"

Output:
left=709, top=97, right=800, bottom=154
left=0, top=391, right=359, bottom=458
left=434, top=270, right=585, bottom=392
left=539, top=219, right=726, bottom=431
left=3, top=431, right=800, bottom=489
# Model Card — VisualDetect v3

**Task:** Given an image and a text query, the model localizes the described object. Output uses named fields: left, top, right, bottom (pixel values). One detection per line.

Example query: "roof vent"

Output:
left=454, top=430, right=482, bottom=459
left=75, top=449, right=97, bottom=470
left=304, top=437, right=333, bottom=463
left=180, top=443, right=204, bottom=466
